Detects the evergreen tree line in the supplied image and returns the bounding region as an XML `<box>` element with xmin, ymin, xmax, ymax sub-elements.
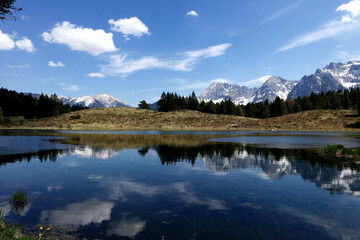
<box><xmin>0</xmin><ymin>88</ymin><xmax>87</xmax><ymax>119</ymax></box>
<box><xmin>156</xmin><ymin>88</ymin><xmax>360</xmax><ymax>118</ymax></box>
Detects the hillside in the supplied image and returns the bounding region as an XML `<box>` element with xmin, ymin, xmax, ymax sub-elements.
<box><xmin>2</xmin><ymin>108</ymin><xmax>360</xmax><ymax>131</ymax></box>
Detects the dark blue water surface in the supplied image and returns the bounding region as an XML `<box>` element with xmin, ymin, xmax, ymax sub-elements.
<box><xmin>1</xmin><ymin>131</ymin><xmax>360</xmax><ymax>239</ymax></box>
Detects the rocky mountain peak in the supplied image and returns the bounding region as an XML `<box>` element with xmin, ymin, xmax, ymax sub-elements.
<box><xmin>200</xmin><ymin>61</ymin><xmax>360</xmax><ymax>104</ymax></box>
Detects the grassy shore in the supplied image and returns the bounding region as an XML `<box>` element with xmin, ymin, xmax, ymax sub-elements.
<box><xmin>1</xmin><ymin>108</ymin><xmax>359</xmax><ymax>131</ymax></box>
<box><xmin>320</xmin><ymin>144</ymin><xmax>360</xmax><ymax>159</ymax></box>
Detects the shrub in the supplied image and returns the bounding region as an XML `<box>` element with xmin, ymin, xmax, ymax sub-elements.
<box><xmin>320</xmin><ymin>144</ymin><xmax>344</xmax><ymax>155</ymax></box>
<box><xmin>70</xmin><ymin>114</ymin><xmax>81</xmax><ymax>120</ymax></box>
<box><xmin>9</xmin><ymin>189</ymin><xmax>29</xmax><ymax>212</ymax></box>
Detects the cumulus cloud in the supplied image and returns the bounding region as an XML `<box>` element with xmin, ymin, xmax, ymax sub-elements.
<box><xmin>101</xmin><ymin>43</ymin><xmax>231</xmax><ymax>76</ymax></box>
<box><xmin>15</xmin><ymin>37</ymin><xmax>35</xmax><ymax>52</ymax></box>
<box><xmin>186</xmin><ymin>10</ymin><xmax>199</xmax><ymax>16</ymax></box>
<box><xmin>60</xmin><ymin>83</ymin><xmax>79</xmax><ymax>92</ymax></box>
<box><xmin>337</xmin><ymin>0</ymin><xmax>360</xmax><ymax>18</ymax></box>
<box><xmin>276</xmin><ymin>0</ymin><xmax>360</xmax><ymax>53</ymax></box>
<box><xmin>0</xmin><ymin>30</ymin><xmax>15</xmax><ymax>50</ymax></box>
<box><xmin>48</xmin><ymin>61</ymin><xmax>65</xmax><ymax>67</ymax></box>
<box><xmin>0</xmin><ymin>30</ymin><xmax>35</xmax><ymax>52</ymax></box>
<box><xmin>109</xmin><ymin>17</ymin><xmax>150</xmax><ymax>38</ymax></box>
<box><xmin>88</xmin><ymin>72</ymin><xmax>105</xmax><ymax>78</ymax></box>
<box><xmin>42</xmin><ymin>21</ymin><xmax>117</xmax><ymax>55</ymax></box>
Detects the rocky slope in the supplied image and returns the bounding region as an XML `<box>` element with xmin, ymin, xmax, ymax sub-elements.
<box><xmin>200</xmin><ymin>61</ymin><xmax>360</xmax><ymax>104</ymax></box>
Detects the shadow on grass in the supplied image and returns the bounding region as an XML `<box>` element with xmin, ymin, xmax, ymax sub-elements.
<box><xmin>345</xmin><ymin>122</ymin><xmax>360</xmax><ymax>128</ymax></box>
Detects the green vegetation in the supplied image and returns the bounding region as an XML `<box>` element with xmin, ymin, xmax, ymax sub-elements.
<box><xmin>138</xmin><ymin>100</ymin><xmax>150</xmax><ymax>110</ymax></box>
<box><xmin>0</xmin><ymin>88</ymin><xmax>87</xmax><ymax>120</ymax></box>
<box><xmin>157</xmin><ymin>88</ymin><xmax>360</xmax><ymax>118</ymax></box>
<box><xmin>320</xmin><ymin>144</ymin><xmax>360</xmax><ymax>158</ymax></box>
<box><xmin>10</xmin><ymin>189</ymin><xmax>29</xmax><ymax>212</ymax></box>
<box><xmin>320</xmin><ymin>144</ymin><xmax>345</xmax><ymax>155</ymax></box>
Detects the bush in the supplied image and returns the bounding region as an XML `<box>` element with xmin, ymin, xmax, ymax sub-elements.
<box><xmin>70</xmin><ymin>114</ymin><xmax>81</xmax><ymax>120</ymax></box>
<box><xmin>320</xmin><ymin>144</ymin><xmax>344</xmax><ymax>155</ymax></box>
<box><xmin>10</xmin><ymin>189</ymin><xmax>29</xmax><ymax>212</ymax></box>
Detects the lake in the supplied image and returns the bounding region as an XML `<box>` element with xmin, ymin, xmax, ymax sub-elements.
<box><xmin>1</xmin><ymin>130</ymin><xmax>360</xmax><ymax>239</ymax></box>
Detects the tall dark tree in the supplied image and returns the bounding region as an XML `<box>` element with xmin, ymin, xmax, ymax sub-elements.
<box><xmin>0</xmin><ymin>0</ymin><xmax>22</xmax><ymax>21</ymax></box>
<box><xmin>138</xmin><ymin>100</ymin><xmax>150</xmax><ymax>110</ymax></box>
<box><xmin>0</xmin><ymin>106</ymin><xmax>3</xmax><ymax>122</ymax></box>
<box><xmin>188</xmin><ymin>91</ymin><xmax>199</xmax><ymax>110</ymax></box>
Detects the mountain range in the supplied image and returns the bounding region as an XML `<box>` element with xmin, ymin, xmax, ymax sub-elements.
<box><xmin>199</xmin><ymin>61</ymin><xmax>360</xmax><ymax>104</ymax></box>
<box><xmin>58</xmin><ymin>94</ymin><xmax>131</xmax><ymax>108</ymax></box>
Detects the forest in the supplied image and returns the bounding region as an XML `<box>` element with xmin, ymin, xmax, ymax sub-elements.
<box><xmin>156</xmin><ymin>88</ymin><xmax>360</xmax><ymax>118</ymax></box>
<box><xmin>0</xmin><ymin>88</ymin><xmax>87</xmax><ymax>120</ymax></box>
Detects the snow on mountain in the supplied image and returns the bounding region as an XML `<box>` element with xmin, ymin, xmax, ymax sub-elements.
<box><xmin>58</xmin><ymin>93</ymin><xmax>131</xmax><ymax>108</ymax></box>
<box><xmin>251</xmin><ymin>76</ymin><xmax>298</xmax><ymax>102</ymax></box>
<box><xmin>200</xmin><ymin>61</ymin><xmax>360</xmax><ymax>104</ymax></box>
<box><xmin>199</xmin><ymin>76</ymin><xmax>296</xmax><ymax>104</ymax></box>
<box><xmin>288</xmin><ymin>61</ymin><xmax>360</xmax><ymax>99</ymax></box>
<box><xmin>199</xmin><ymin>82</ymin><xmax>257</xmax><ymax>105</ymax></box>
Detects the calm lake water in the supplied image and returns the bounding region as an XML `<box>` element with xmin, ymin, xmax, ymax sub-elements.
<box><xmin>1</xmin><ymin>130</ymin><xmax>360</xmax><ymax>239</ymax></box>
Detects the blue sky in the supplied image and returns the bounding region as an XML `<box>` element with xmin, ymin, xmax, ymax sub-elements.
<box><xmin>1</xmin><ymin>0</ymin><xmax>360</xmax><ymax>106</ymax></box>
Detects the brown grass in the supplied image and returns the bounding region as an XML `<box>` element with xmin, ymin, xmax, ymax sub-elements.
<box><xmin>2</xmin><ymin>108</ymin><xmax>360</xmax><ymax>131</ymax></box>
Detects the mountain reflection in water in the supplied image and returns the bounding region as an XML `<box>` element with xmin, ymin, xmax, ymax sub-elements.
<box><xmin>1</xmin><ymin>133</ymin><xmax>359</xmax><ymax>196</ymax></box>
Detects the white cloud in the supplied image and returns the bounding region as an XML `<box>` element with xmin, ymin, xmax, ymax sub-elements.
<box><xmin>276</xmin><ymin>0</ymin><xmax>360</xmax><ymax>53</ymax></box>
<box><xmin>40</xmin><ymin>199</ymin><xmax>114</xmax><ymax>226</ymax></box>
<box><xmin>42</xmin><ymin>21</ymin><xmax>117</xmax><ymax>55</ymax></box>
<box><xmin>175</xmin><ymin>81</ymin><xmax>213</xmax><ymax>91</ymax></box>
<box><xmin>109</xmin><ymin>17</ymin><xmax>150</xmax><ymax>38</ymax></box>
<box><xmin>48</xmin><ymin>61</ymin><xmax>65</xmax><ymax>67</ymax></box>
<box><xmin>101</xmin><ymin>43</ymin><xmax>231</xmax><ymax>76</ymax></box>
<box><xmin>186</xmin><ymin>10</ymin><xmax>199</xmax><ymax>16</ymax></box>
<box><xmin>0</xmin><ymin>30</ymin><xmax>35</xmax><ymax>52</ymax></box>
<box><xmin>0</xmin><ymin>30</ymin><xmax>15</xmax><ymax>50</ymax></box>
<box><xmin>60</xmin><ymin>83</ymin><xmax>79</xmax><ymax>92</ymax></box>
<box><xmin>335</xmin><ymin>49</ymin><xmax>360</xmax><ymax>61</ymax></box>
<box><xmin>169</xmin><ymin>78</ymin><xmax>231</xmax><ymax>92</ymax></box>
<box><xmin>107</xmin><ymin>218</ymin><xmax>146</xmax><ymax>238</ymax></box>
<box><xmin>260</xmin><ymin>0</ymin><xmax>303</xmax><ymax>25</ymax></box>
<box><xmin>88</xmin><ymin>72</ymin><xmax>105</xmax><ymax>78</ymax></box>
<box><xmin>15</xmin><ymin>37</ymin><xmax>35</xmax><ymax>52</ymax></box>
<box><xmin>337</xmin><ymin>0</ymin><xmax>360</xmax><ymax>18</ymax></box>
<box><xmin>7</xmin><ymin>64</ymin><xmax>30</xmax><ymax>69</ymax></box>
<box><xmin>240</xmin><ymin>75</ymin><xmax>271</xmax><ymax>87</ymax></box>
<box><xmin>210</xmin><ymin>78</ymin><xmax>231</xmax><ymax>83</ymax></box>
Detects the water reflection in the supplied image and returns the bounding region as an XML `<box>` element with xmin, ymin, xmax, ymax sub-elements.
<box><xmin>2</xmin><ymin>132</ymin><xmax>360</xmax><ymax>239</ymax></box>
<box><xmin>40</xmin><ymin>199</ymin><xmax>114</xmax><ymax>226</ymax></box>
<box><xmin>107</xmin><ymin>217</ymin><xmax>146</xmax><ymax>238</ymax></box>
<box><xmin>1</xmin><ymin>134</ymin><xmax>360</xmax><ymax>196</ymax></box>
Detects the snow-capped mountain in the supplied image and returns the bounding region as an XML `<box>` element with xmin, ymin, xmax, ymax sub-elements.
<box><xmin>199</xmin><ymin>82</ymin><xmax>257</xmax><ymax>105</ymax></box>
<box><xmin>288</xmin><ymin>60</ymin><xmax>360</xmax><ymax>99</ymax></box>
<box><xmin>200</xmin><ymin>61</ymin><xmax>360</xmax><ymax>104</ymax></box>
<box><xmin>58</xmin><ymin>93</ymin><xmax>131</xmax><ymax>108</ymax></box>
<box><xmin>199</xmin><ymin>77</ymin><xmax>296</xmax><ymax>104</ymax></box>
<box><xmin>252</xmin><ymin>76</ymin><xmax>298</xmax><ymax>103</ymax></box>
